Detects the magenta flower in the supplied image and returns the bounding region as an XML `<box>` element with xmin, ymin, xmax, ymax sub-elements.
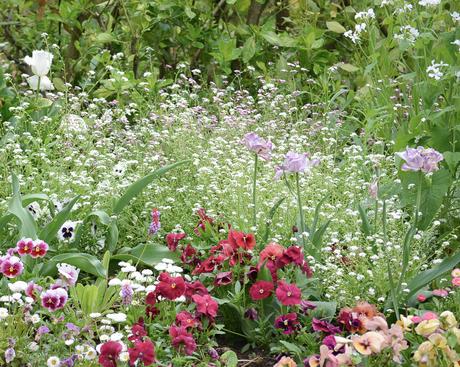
<box><xmin>41</xmin><ymin>288</ymin><xmax>68</xmax><ymax>311</ymax></box>
<box><xmin>396</xmin><ymin>146</ymin><xmax>443</xmax><ymax>173</ymax></box>
<box><xmin>26</xmin><ymin>281</ymin><xmax>43</xmax><ymax>301</ymax></box>
<box><xmin>242</xmin><ymin>132</ymin><xmax>273</xmax><ymax>161</ymax></box>
<box><xmin>169</xmin><ymin>325</ymin><xmax>197</xmax><ymax>355</ymax></box>
<box><xmin>274</xmin><ymin>151</ymin><xmax>320</xmax><ymax>180</ymax></box>
<box><xmin>0</xmin><ymin>256</ymin><xmax>24</xmax><ymax>278</ymax></box>
<box><xmin>29</xmin><ymin>240</ymin><xmax>49</xmax><ymax>258</ymax></box>
<box><xmin>16</xmin><ymin>238</ymin><xmax>34</xmax><ymax>256</ymax></box>
<box><xmin>275</xmin><ymin>280</ymin><xmax>301</xmax><ymax>306</ymax></box>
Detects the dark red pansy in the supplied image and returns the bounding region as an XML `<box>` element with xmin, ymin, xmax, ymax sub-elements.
<box><xmin>214</xmin><ymin>271</ymin><xmax>233</xmax><ymax>287</ymax></box>
<box><xmin>232</xmin><ymin>231</ymin><xmax>256</xmax><ymax>251</ymax></box>
<box><xmin>166</xmin><ymin>232</ymin><xmax>186</xmax><ymax>251</ymax></box>
<box><xmin>156</xmin><ymin>272</ymin><xmax>185</xmax><ymax>300</ymax></box>
<box><xmin>128</xmin><ymin>338</ymin><xmax>155</xmax><ymax>366</ymax></box>
<box><xmin>184</xmin><ymin>280</ymin><xmax>209</xmax><ymax>299</ymax></box>
<box><xmin>145</xmin><ymin>292</ymin><xmax>157</xmax><ymax>306</ymax></box>
<box><xmin>98</xmin><ymin>341</ymin><xmax>122</xmax><ymax>367</ymax></box>
<box><xmin>249</xmin><ymin>280</ymin><xmax>274</xmax><ymax>301</ymax></box>
<box><xmin>192</xmin><ymin>294</ymin><xmax>218</xmax><ymax>319</ymax></box>
<box><xmin>176</xmin><ymin>311</ymin><xmax>200</xmax><ymax>329</ymax></box>
<box><xmin>169</xmin><ymin>325</ymin><xmax>197</xmax><ymax>355</ymax></box>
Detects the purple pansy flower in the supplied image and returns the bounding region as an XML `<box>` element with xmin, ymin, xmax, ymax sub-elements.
<box><xmin>242</xmin><ymin>132</ymin><xmax>273</xmax><ymax>161</ymax></box>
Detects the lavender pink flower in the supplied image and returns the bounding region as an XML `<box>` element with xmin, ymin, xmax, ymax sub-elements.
<box><xmin>57</xmin><ymin>263</ymin><xmax>79</xmax><ymax>286</ymax></box>
<box><xmin>275</xmin><ymin>151</ymin><xmax>320</xmax><ymax>180</ymax></box>
<box><xmin>242</xmin><ymin>132</ymin><xmax>273</xmax><ymax>161</ymax></box>
<box><xmin>396</xmin><ymin>146</ymin><xmax>443</xmax><ymax>173</ymax></box>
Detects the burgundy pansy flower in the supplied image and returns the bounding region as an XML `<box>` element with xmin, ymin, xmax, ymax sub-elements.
<box><xmin>176</xmin><ymin>311</ymin><xmax>200</xmax><ymax>329</ymax></box>
<box><xmin>300</xmin><ymin>300</ymin><xmax>317</xmax><ymax>314</ymax></box>
<box><xmin>180</xmin><ymin>244</ymin><xmax>197</xmax><ymax>265</ymax></box>
<box><xmin>312</xmin><ymin>318</ymin><xmax>342</xmax><ymax>335</ymax></box>
<box><xmin>192</xmin><ymin>294</ymin><xmax>218</xmax><ymax>319</ymax></box>
<box><xmin>128</xmin><ymin>338</ymin><xmax>155</xmax><ymax>366</ymax></box>
<box><xmin>214</xmin><ymin>271</ymin><xmax>233</xmax><ymax>287</ymax></box>
<box><xmin>156</xmin><ymin>272</ymin><xmax>185</xmax><ymax>300</ymax></box>
<box><xmin>274</xmin><ymin>313</ymin><xmax>299</xmax><ymax>334</ymax></box>
<box><xmin>169</xmin><ymin>325</ymin><xmax>197</xmax><ymax>355</ymax></box>
<box><xmin>184</xmin><ymin>280</ymin><xmax>209</xmax><ymax>299</ymax></box>
<box><xmin>98</xmin><ymin>341</ymin><xmax>122</xmax><ymax>367</ymax></box>
<box><xmin>275</xmin><ymin>281</ymin><xmax>301</xmax><ymax>306</ymax></box>
<box><xmin>145</xmin><ymin>292</ymin><xmax>157</xmax><ymax>306</ymax></box>
<box><xmin>249</xmin><ymin>280</ymin><xmax>274</xmax><ymax>301</ymax></box>
<box><xmin>244</xmin><ymin>308</ymin><xmax>258</xmax><ymax>320</ymax></box>
<box><xmin>166</xmin><ymin>232</ymin><xmax>186</xmax><ymax>251</ymax></box>
<box><xmin>129</xmin><ymin>322</ymin><xmax>147</xmax><ymax>342</ymax></box>
<box><xmin>232</xmin><ymin>231</ymin><xmax>256</xmax><ymax>251</ymax></box>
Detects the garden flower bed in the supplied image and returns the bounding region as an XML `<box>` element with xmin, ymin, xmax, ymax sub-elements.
<box><xmin>0</xmin><ymin>0</ymin><xmax>459</xmax><ymax>366</ymax></box>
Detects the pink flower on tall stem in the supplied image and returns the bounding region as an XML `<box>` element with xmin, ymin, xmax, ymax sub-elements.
<box><xmin>274</xmin><ymin>152</ymin><xmax>320</xmax><ymax>180</ymax></box>
<box><xmin>396</xmin><ymin>146</ymin><xmax>443</xmax><ymax>173</ymax></box>
<box><xmin>242</xmin><ymin>132</ymin><xmax>273</xmax><ymax>161</ymax></box>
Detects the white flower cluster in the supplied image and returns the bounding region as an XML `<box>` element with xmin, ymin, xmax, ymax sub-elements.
<box><xmin>394</xmin><ymin>25</ymin><xmax>419</xmax><ymax>45</ymax></box>
<box><xmin>355</xmin><ymin>9</ymin><xmax>375</xmax><ymax>20</ymax></box>
<box><xmin>419</xmin><ymin>0</ymin><xmax>441</xmax><ymax>6</ymax></box>
<box><xmin>344</xmin><ymin>23</ymin><xmax>367</xmax><ymax>44</ymax></box>
<box><xmin>426</xmin><ymin>60</ymin><xmax>449</xmax><ymax>80</ymax></box>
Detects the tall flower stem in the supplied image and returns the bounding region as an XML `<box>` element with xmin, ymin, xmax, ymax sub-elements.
<box><xmin>295</xmin><ymin>173</ymin><xmax>306</xmax><ymax>248</ymax></box>
<box><xmin>395</xmin><ymin>172</ymin><xmax>424</xmax><ymax>309</ymax></box>
<box><xmin>36</xmin><ymin>76</ymin><xmax>41</xmax><ymax>100</ymax></box>
<box><xmin>252</xmin><ymin>153</ymin><xmax>258</xmax><ymax>229</ymax></box>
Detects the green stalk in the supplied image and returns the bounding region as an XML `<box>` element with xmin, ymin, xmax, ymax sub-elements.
<box><xmin>252</xmin><ymin>153</ymin><xmax>258</xmax><ymax>230</ymax></box>
<box><xmin>295</xmin><ymin>173</ymin><xmax>306</xmax><ymax>248</ymax></box>
<box><xmin>394</xmin><ymin>172</ymin><xmax>424</xmax><ymax>311</ymax></box>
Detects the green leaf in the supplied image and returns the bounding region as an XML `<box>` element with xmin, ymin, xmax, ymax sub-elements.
<box><xmin>111</xmin><ymin>244</ymin><xmax>179</xmax><ymax>266</ymax></box>
<box><xmin>443</xmin><ymin>151</ymin><xmax>460</xmax><ymax>175</ymax></box>
<box><xmin>106</xmin><ymin>221</ymin><xmax>119</xmax><ymax>252</ymax></box>
<box><xmin>39</xmin><ymin>196</ymin><xmax>79</xmax><ymax>243</ymax></box>
<box><xmin>309</xmin><ymin>301</ymin><xmax>337</xmax><ymax>319</ymax></box>
<box><xmin>279</xmin><ymin>340</ymin><xmax>302</xmax><ymax>356</ymax></box>
<box><xmin>96</xmin><ymin>32</ymin><xmax>114</xmax><ymax>43</ymax></box>
<box><xmin>262</xmin><ymin>197</ymin><xmax>285</xmax><ymax>243</ymax></box>
<box><xmin>357</xmin><ymin>203</ymin><xmax>372</xmax><ymax>236</ymax></box>
<box><xmin>326</xmin><ymin>21</ymin><xmax>346</xmax><ymax>33</ymax></box>
<box><xmin>73</xmin><ymin>210</ymin><xmax>112</xmax><ymax>247</ymax></box>
<box><xmin>339</xmin><ymin>63</ymin><xmax>359</xmax><ymax>72</ymax></box>
<box><xmin>242</xmin><ymin>37</ymin><xmax>256</xmax><ymax>63</ymax></box>
<box><xmin>404</xmin><ymin>251</ymin><xmax>460</xmax><ymax>302</ymax></box>
<box><xmin>226</xmin><ymin>0</ymin><xmax>237</xmax><ymax>3</ymax></box>
<box><xmin>41</xmin><ymin>253</ymin><xmax>107</xmax><ymax>278</ymax></box>
<box><xmin>220</xmin><ymin>351</ymin><xmax>238</xmax><ymax>367</ymax></box>
<box><xmin>8</xmin><ymin>174</ymin><xmax>37</xmax><ymax>239</ymax></box>
<box><xmin>112</xmin><ymin>160</ymin><xmax>189</xmax><ymax>215</ymax></box>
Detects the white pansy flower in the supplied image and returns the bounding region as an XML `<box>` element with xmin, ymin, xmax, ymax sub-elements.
<box><xmin>8</xmin><ymin>281</ymin><xmax>28</xmax><ymax>293</ymax></box>
<box><xmin>47</xmin><ymin>356</ymin><xmax>60</xmax><ymax>367</ymax></box>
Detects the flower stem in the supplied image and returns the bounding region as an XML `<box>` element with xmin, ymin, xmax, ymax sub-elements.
<box><xmin>36</xmin><ymin>76</ymin><xmax>41</xmax><ymax>100</ymax></box>
<box><xmin>295</xmin><ymin>173</ymin><xmax>306</xmax><ymax>248</ymax></box>
<box><xmin>252</xmin><ymin>153</ymin><xmax>258</xmax><ymax>230</ymax></box>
